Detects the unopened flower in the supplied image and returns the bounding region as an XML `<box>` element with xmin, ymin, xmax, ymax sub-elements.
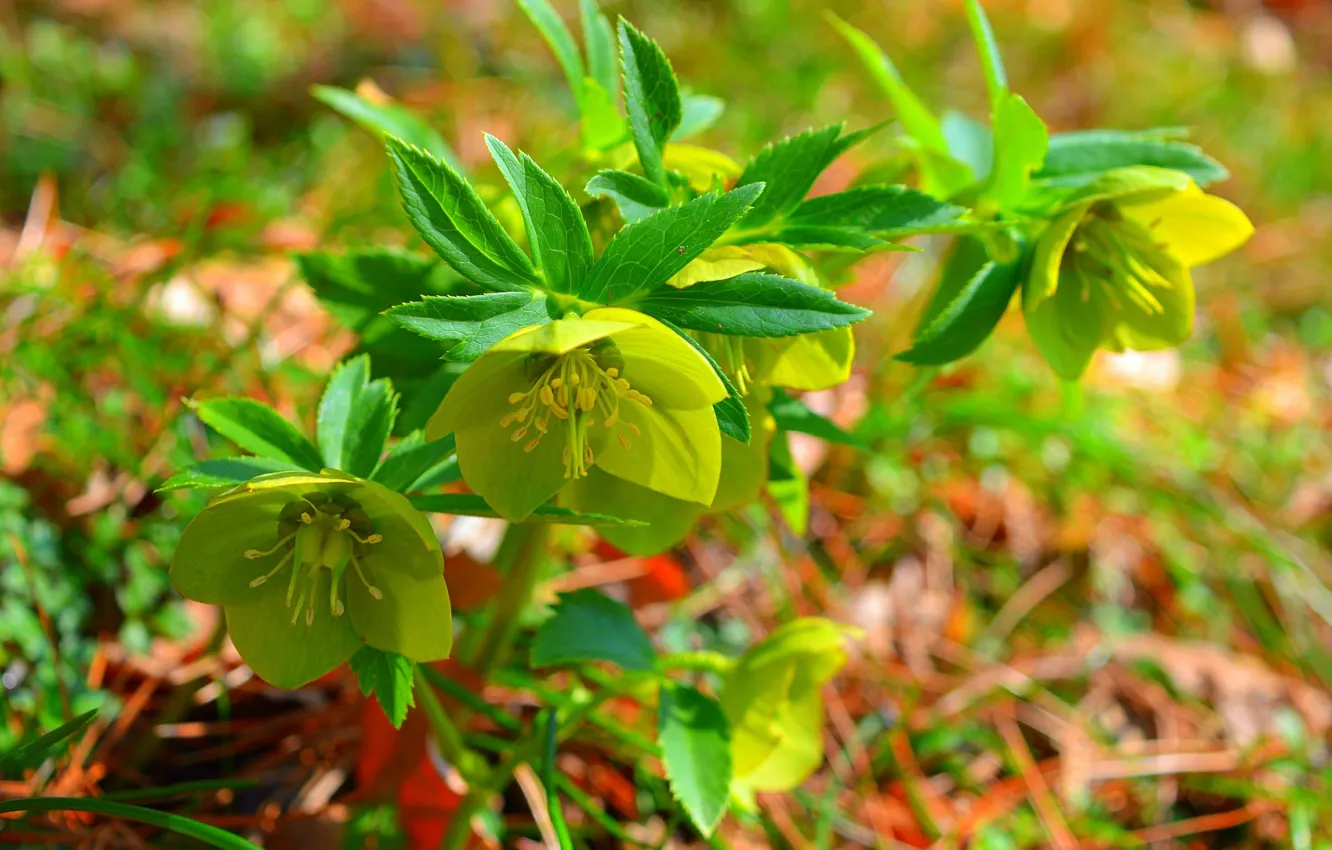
<box><xmin>427</xmin><ymin>308</ymin><xmax>728</xmax><ymax>522</ymax></box>
<box><xmin>171</xmin><ymin>470</ymin><xmax>451</xmax><ymax>689</ymax></box>
<box><xmin>1024</xmin><ymin>166</ymin><xmax>1253</xmax><ymax>379</ymax></box>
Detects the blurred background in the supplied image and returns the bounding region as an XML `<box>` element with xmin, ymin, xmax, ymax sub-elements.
<box><xmin>2</xmin><ymin>0</ymin><xmax>1331</xmax><ymax>846</ymax></box>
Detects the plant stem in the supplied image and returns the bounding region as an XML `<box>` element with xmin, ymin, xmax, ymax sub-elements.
<box><xmin>465</xmin><ymin>522</ymin><xmax>550</xmax><ymax>676</ymax></box>
<box><xmin>656</xmin><ymin>650</ymin><xmax>735</xmax><ymax>675</ymax></box>
<box><xmin>414</xmin><ymin>666</ymin><xmax>482</xmax><ymax>784</ymax></box>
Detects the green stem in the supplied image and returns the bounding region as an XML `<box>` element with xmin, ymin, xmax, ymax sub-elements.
<box><xmin>414</xmin><ymin>666</ymin><xmax>482</xmax><ymax>783</ymax></box>
<box><xmin>464</xmin><ymin>522</ymin><xmax>550</xmax><ymax>675</ymax></box>
<box><xmin>656</xmin><ymin>650</ymin><xmax>734</xmax><ymax>675</ymax></box>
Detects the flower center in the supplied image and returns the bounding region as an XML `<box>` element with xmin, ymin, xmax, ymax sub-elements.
<box><xmin>241</xmin><ymin>496</ymin><xmax>384</xmax><ymax>627</ymax></box>
<box><xmin>1067</xmin><ymin>211</ymin><xmax>1174</xmax><ymax>315</ymax></box>
<box><xmin>500</xmin><ymin>345</ymin><xmax>652</xmax><ymax>480</ymax></box>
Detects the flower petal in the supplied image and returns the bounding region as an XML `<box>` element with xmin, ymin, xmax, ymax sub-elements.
<box><xmin>225</xmin><ymin>571</ymin><xmax>361</xmax><ymax>689</ymax></box>
<box><xmin>490</xmin><ymin>317</ymin><xmax>635</xmax><ymax>355</ymax></box>
<box><xmin>595</xmin><ymin>401</ymin><xmax>721</xmax><ymax>505</ymax></box>
<box><xmin>1109</xmin><ymin>261</ymin><xmax>1195</xmax><ymax>352</ymax></box>
<box><xmin>1022</xmin><ymin>264</ymin><xmax>1107</xmax><ymax>380</ymax></box>
<box><xmin>426</xmin><ymin>350</ymin><xmax>528</xmax><ymax>440</ymax></box>
<box><xmin>712</xmin><ymin>389</ymin><xmax>775</xmax><ymax>513</ymax></box>
<box><xmin>171</xmin><ymin>487</ymin><xmax>297</xmax><ymax>606</ymax></box>
<box><xmin>1026</xmin><ymin>206</ymin><xmax>1084</xmax><ymax>310</ymax></box>
<box><xmin>349</xmin><ymin>478</ymin><xmax>442</xmax><ymax>579</ymax></box>
<box><xmin>348</xmin><ymin>558</ymin><xmax>453</xmax><ymax>662</ymax></box>
<box><xmin>561</xmin><ymin>467</ymin><xmax>706</xmax><ymax>555</ymax></box>
<box><xmin>1119</xmin><ymin>185</ymin><xmax>1254</xmax><ymax>268</ymax></box>
<box><xmin>746</xmin><ymin>327</ymin><xmax>854</xmax><ymax>392</ymax></box>
<box><xmin>585</xmin><ymin>308</ymin><xmax>727</xmax><ymax>408</ymax></box>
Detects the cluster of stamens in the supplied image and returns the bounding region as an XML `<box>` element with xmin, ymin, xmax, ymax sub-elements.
<box><xmin>500</xmin><ymin>347</ymin><xmax>652</xmax><ymax>479</ymax></box>
<box><xmin>1068</xmin><ymin>207</ymin><xmax>1173</xmax><ymax>316</ymax></box>
<box><xmin>241</xmin><ymin>499</ymin><xmax>384</xmax><ymax>628</ymax></box>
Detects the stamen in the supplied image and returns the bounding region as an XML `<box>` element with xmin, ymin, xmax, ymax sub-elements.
<box><xmin>244</xmin><ymin>531</ymin><xmax>296</xmax><ymax>559</ymax></box>
<box><xmin>346</xmin><ymin>530</ymin><xmax>381</xmax><ymax>545</ymax></box>
<box><xmin>249</xmin><ymin>550</ymin><xmax>295</xmax><ymax>587</ymax></box>
<box><xmin>350</xmin><ymin>553</ymin><xmax>383</xmax><ymax>600</ymax></box>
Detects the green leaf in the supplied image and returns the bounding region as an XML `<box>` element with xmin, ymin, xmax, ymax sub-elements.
<box><xmin>485</xmin><ymin>135</ymin><xmax>593</xmax><ymax>295</ymax></box>
<box><xmin>518</xmin><ymin>0</ymin><xmax>585</xmax><ymax>106</ymax></box>
<box><xmin>982</xmin><ymin>93</ymin><xmax>1048</xmax><ymax>210</ymax></box>
<box><xmin>372</xmin><ymin>431</ymin><xmax>456</xmax><ymax>493</ymax></box>
<box><xmin>586</xmin><ymin>169</ymin><xmax>670</xmax><ymax>224</ymax></box>
<box><xmin>295</xmin><ymin>248</ymin><xmax>444</xmax><ymax>333</ymax></box>
<box><xmin>619</xmin><ymin>17</ymin><xmax>682</xmax><ymax>186</ymax></box>
<box><xmin>826</xmin><ymin>14</ymin><xmax>947</xmax><ymax>154</ymax></box>
<box><xmin>676</xmin><ymin>91</ymin><xmax>725</xmax><ymax>140</ymax></box>
<box><xmin>658</xmin><ymin>683</ymin><xmax>732</xmax><ymax>837</ymax></box>
<box><xmin>348</xmin><ymin>647</ymin><xmax>417</xmax><ymax>729</ymax></box>
<box><xmin>579</xmin><ymin>77</ymin><xmax>627</xmax><ymax>150</ymax></box>
<box><xmin>0</xmin><ymin>709</ymin><xmax>97</xmax><ymax>775</ymax></box>
<box><xmin>897</xmin><ymin>239</ymin><xmax>1023</xmax><ymax>365</ymax></box>
<box><xmin>789</xmin><ymin>185</ymin><xmax>965</xmax><ymax>234</ymax></box>
<box><xmin>637</xmin><ymin>272</ymin><xmax>871</xmax><ymax>338</ymax></box>
<box><xmin>580</xmin><ymin>0</ymin><xmax>618</xmax><ymax>98</ymax></box>
<box><xmin>317</xmin><ymin>355</ymin><xmax>398</xmax><ymax>478</ymax></box>
<box><xmin>531</xmin><ymin>589</ymin><xmax>656</xmax><ymax>671</ymax></box>
<box><xmin>158</xmin><ymin>457</ymin><xmax>302</xmax><ymax>491</ymax></box>
<box><xmin>655</xmin><ymin>316</ymin><xmax>751</xmax><ymax>444</ymax></box>
<box><xmin>0</xmin><ymin>798</ymin><xmax>263</xmax><ymax>850</ymax></box>
<box><xmin>1037</xmin><ymin>129</ymin><xmax>1229</xmax><ymax>187</ymax></box>
<box><xmin>386</xmin><ymin>137</ymin><xmax>538</xmax><ymax>292</ymax></box>
<box><xmin>386</xmin><ymin>291</ymin><xmax>551</xmax><ymax>361</ymax></box>
<box><xmin>312</xmin><ymin>85</ymin><xmax>462</xmax><ymax>171</ymax></box>
<box><xmin>186</xmin><ymin>398</ymin><xmax>323</xmax><ymax>471</ymax></box>
<box><xmin>735</xmin><ymin>125</ymin><xmax>853</xmax><ymax>225</ymax></box>
<box><xmin>768</xmin><ymin>390</ymin><xmax>864</xmax><ymax>448</ymax></box>
<box><xmin>768</xmin><ymin>434</ymin><xmax>809</xmax><ymax>536</ymax></box>
<box><xmin>942</xmin><ymin>111</ymin><xmax>994</xmax><ymax>183</ymax></box>
<box><xmin>751</xmin><ymin>226</ymin><xmax>888</xmax><ymax>252</ymax></box>
<box><xmin>579</xmin><ymin>183</ymin><xmax>764</xmax><ymax>304</ymax></box>
<box><xmin>963</xmin><ymin>0</ymin><xmax>1008</xmax><ymax>109</ymax></box>
<box><xmin>409</xmin><ymin>493</ymin><xmax>643</xmax><ymax>526</ymax></box>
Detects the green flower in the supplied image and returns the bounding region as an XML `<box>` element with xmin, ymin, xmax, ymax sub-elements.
<box><xmin>563</xmin><ymin>387</ymin><xmax>776</xmax><ymax>555</ymax></box>
<box><xmin>719</xmin><ymin>618</ymin><xmax>855</xmax><ymax>808</ymax></box>
<box><xmin>171</xmin><ymin>470</ymin><xmax>451</xmax><ymax>689</ymax></box>
<box><xmin>1024</xmin><ymin>166</ymin><xmax>1253</xmax><ymax>379</ymax></box>
<box><xmin>426</xmin><ymin>308</ymin><xmax>728</xmax><ymax>522</ymax></box>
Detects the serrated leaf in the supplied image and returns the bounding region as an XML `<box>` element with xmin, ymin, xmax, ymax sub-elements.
<box><xmin>982</xmin><ymin>93</ymin><xmax>1048</xmax><ymax>210</ymax></box>
<box><xmin>1037</xmin><ymin>129</ymin><xmax>1229</xmax><ymax>187</ymax></box>
<box><xmin>317</xmin><ymin>356</ymin><xmax>399</xmax><ymax>478</ymax></box>
<box><xmin>655</xmin><ymin>315</ymin><xmax>751</xmax><ymax>444</ymax></box>
<box><xmin>789</xmin><ymin>185</ymin><xmax>965</xmax><ymax>234</ymax></box>
<box><xmin>386</xmin><ymin>291</ymin><xmax>551</xmax><ymax>361</ymax></box>
<box><xmin>159</xmin><ymin>457</ymin><xmax>303</xmax><ymax>492</ymax></box>
<box><xmin>586</xmin><ymin>169</ymin><xmax>670</xmax><ymax>224</ymax></box>
<box><xmin>371</xmin><ymin>431</ymin><xmax>457</xmax><ymax>493</ymax></box>
<box><xmin>518</xmin><ymin>0</ymin><xmax>585</xmax><ymax>106</ymax></box>
<box><xmin>0</xmin><ymin>709</ymin><xmax>98</xmax><ymax>774</ymax></box>
<box><xmin>619</xmin><ymin>18</ymin><xmax>682</xmax><ymax>186</ymax></box>
<box><xmin>410</xmin><ymin>494</ymin><xmax>643</xmax><ymax>526</ymax></box>
<box><xmin>386</xmin><ymin>137</ymin><xmax>538</xmax><ymax>292</ymax></box>
<box><xmin>530</xmin><ymin>589</ymin><xmax>656</xmax><ymax>671</ymax></box>
<box><xmin>658</xmin><ymin>683</ymin><xmax>732</xmax><ymax>837</ymax></box>
<box><xmin>187</xmin><ymin>399</ymin><xmax>323</xmax><ymax>471</ymax></box>
<box><xmin>735</xmin><ymin>125</ymin><xmax>853</xmax><ymax>226</ymax></box>
<box><xmin>676</xmin><ymin>91</ymin><xmax>725</xmax><ymax>140</ymax></box>
<box><xmin>349</xmin><ymin>647</ymin><xmax>416</xmax><ymax>729</ymax></box>
<box><xmin>485</xmin><ymin>135</ymin><xmax>593</xmax><ymax>295</ymax></box>
<box><xmin>752</xmin><ymin>226</ymin><xmax>888</xmax><ymax>252</ymax></box>
<box><xmin>581</xmin><ymin>0</ymin><xmax>618</xmax><ymax>98</ymax></box>
<box><xmin>312</xmin><ymin>85</ymin><xmax>462</xmax><ymax>171</ymax></box>
<box><xmin>897</xmin><ymin>239</ymin><xmax>1022</xmax><ymax>365</ymax></box>
<box><xmin>579</xmin><ymin>183</ymin><xmax>764</xmax><ymax>304</ymax></box>
<box><xmin>637</xmin><ymin>272</ymin><xmax>871</xmax><ymax>338</ymax></box>
<box><xmin>767</xmin><ymin>389</ymin><xmax>864</xmax><ymax>448</ymax></box>
<box><xmin>295</xmin><ymin>248</ymin><xmax>444</xmax><ymax>333</ymax></box>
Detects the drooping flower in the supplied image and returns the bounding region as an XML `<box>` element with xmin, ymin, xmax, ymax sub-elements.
<box><xmin>719</xmin><ymin>618</ymin><xmax>856</xmax><ymax>808</ymax></box>
<box><xmin>171</xmin><ymin>470</ymin><xmax>451</xmax><ymax>689</ymax></box>
<box><xmin>426</xmin><ymin>308</ymin><xmax>728</xmax><ymax>522</ymax></box>
<box><xmin>1023</xmin><ymin>166</ymin><xmax>1253</xmax><ymax>379</ymax></box>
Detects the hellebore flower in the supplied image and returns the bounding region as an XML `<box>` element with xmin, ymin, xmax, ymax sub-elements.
<box><xmin>426</xmin><ymin>308</ymin><xmax>728</xmax><ymax>522</ymax></box>
<box><xmin>171</xmin><ymin>470</ymin><xmax>451</xmax><ymax>689</ymax></box>
<box><xmin>1024</xmin><ymin>166</ymin><xmax>1253</xmax><ymax>379</ymax></box>
<box><xmin>562</xmin><ymin>386</ymin><xmax>776</xmax><ymax>555</ymax></box>
<box><xmin>719</xmin><ymin>618</ymin><xmax>855</xmax><ymax>808</ymax></box>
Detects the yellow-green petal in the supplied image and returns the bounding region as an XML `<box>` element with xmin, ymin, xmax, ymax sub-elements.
<box><xmin>561</xmin><ymin>467</ymin><xmax>705</xmax><ymax>556</ymax></box>
<box><xmin>746</xmin><ymin>327</ymin><xmax>854</xmax><ymax>392</ymax></box>
<box><xmin>491</xmin><ymin>317</ymin><xmax>635</xmax><ymax>355</ymax></box>
<box><xmin>1108</xmin><ymin>262</ymin><xmax>1195</xmax><ymax>352</ymax></box>
<box><xmin>171</xmin><ymin>488</ymin><xmax>297</xmax><ymax>606</ymax></box>
<box><xmin>224</xmin><ymin>572</ymin><xmax>361</xmax><ymax>689</ymax></box>
<box><xmin>426</xmin><ymin>350</ymin><xmax>527</xmax><ymax>441</ymax></box>
<box><xmin>596</xmin><ymin>402</ymin><xmax>721</xmax><ymax>505</ymax></box>
<box><xmin>349</xmin><ymin>477</ymin><xmax>442</xmax><ymax>577</ymax></box>
<box><xmin>1026</xmin><ymin>206</ymin><xmax>1084</xmax><ymax>310</ymax></box>
<box><xmin>348</xmin><ymin>562</ymin><xmax>452</xmax><ymax>662</ymax></box>
<box><xmin>662</xmin><ymin>143</ymin><xmax>741</xmax><ymax>190</ymax></box>
<box><xmin>1023</xmin><ymin>265</ymin><xmax>1106</xmax><ymax>380</ymax></box>
<box><xmin>666</xmin><ymin>246</ymin><xmax>766</xmax><ymax>289</ymax></box>
<box><xmin>711</xmin><ymin>388</ymin><xmax>774</xmax><ymax>513</ymax></box>
<box><xmin>585</xmin><ymin>308</ymin><xmax>727</xmax><ymax>408</ymax></box>
<box><xmin>1119</xmin><ymin>185</ymin><xmax>1254</xmax><ymax>268</ymax></box>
